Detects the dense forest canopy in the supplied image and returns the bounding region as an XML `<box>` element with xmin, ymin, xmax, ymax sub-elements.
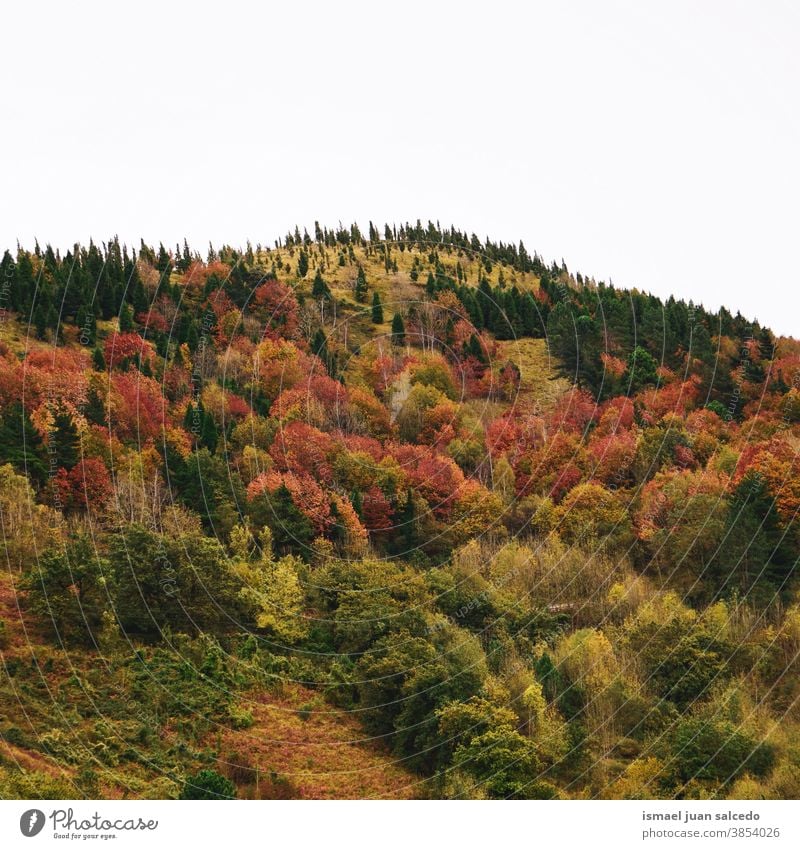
<box><xmin>0</xmin><ymin>220</ymin><xmax>799</xmax><ymax>800</ymax></box>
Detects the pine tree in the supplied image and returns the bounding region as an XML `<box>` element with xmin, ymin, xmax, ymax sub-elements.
<box><xmin>85</xmin><ymin>388</ymin><xmax>106</xmax><ymax>426</ymax></box>
<box><xmin>391</xmin><ymin>312</ymin><xmax>405</xmax><ymax>345</ymax></box>
<box><xmin>467</xmin><ymin>333</ymin><xmax>487</xmax><ymax>364</ymax></box>
<box><xmin>260</xmin><ymin>484</ymin><xmax>314</xmax><ymax>555</ymax></box>
<box><xmin>311</xmin><ymin>328</ymin><xmax>327</xmax><ymax>357</ymax></box>
<box><xmin>520</xmin><ymin>292</ymin><xmax>538</xmax><ymax>336</ymax></box>
<box><xmin>130</xmin><ymin>271</ymin><xmax>147</xmax><ymax>315</ymax></box>
<box><xmin>476</xmin><ymin>277</ymin><xmax>494</xmax><ymax>329</ymax></box>
<box><xmin>45</xmin><ymin>304</ymin><xmax>58</xmax><ymax>337</ymax></box>
<box><xmin>0</xmin><ymin>404</ymin><xmax>47</xmax><ymax>484</ymax></box>
<box><xmin>51</xmin><ymin>412</ymin><xmax>79</xmax><ymax>470</ymax></box>
<box><xmin>311</xmin><ymin>268</ymin><xmax>331</xmax><ymax>300</ymax></box>
<box><xmin>200</xmin><ymin>411</ymin><xmax>218</xmax><ymax>453</ymax></box>
<box><xmin>186</xmin><ymin>321</ymin><xmax>199</xmax><ymax>352</ymax></box>
<box><xmin>311</xmin><ymin>329</ymin><xmax>336</xmax><ymax>377</ymax></box>
<box><xmin>33</xmin><ymin>302</ymin><xmax>48</xmax><ymax>339</ymax></box>
<box><xmin>119</xmin><ymin>303</ymin><xmax>133</xmax><ymax>332</ymax></box>
<box><xmin>461</xmin><ymin>289</ymin><xmax>484</xmax><ymax>329</ymax></box>
<box><xmin>184</xmin><ymin>401</ymin><xmax>196</xmax><ymax>432</ymax></box>
<box><xmin>76</xmin><ymin>305</ymin><xmax>96</xmax><ymax>345</ymax></box>
<box><xmin>354</xmin><ymin>265</ymin><xmax>368</xmax><ymax>303</ymax></box>
<box><xmin>371</xmin><ymin>291</ymin><xmax>384</xmax><ymax>324</ymax></box>
<box><xmin>297</xmin><ymin>249</ymin><xmax>309</xmax><ymax>279</ymax></box>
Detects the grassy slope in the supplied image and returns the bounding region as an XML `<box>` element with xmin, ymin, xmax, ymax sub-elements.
<box><xmin>219</xmin><ymin>685</ymin><xmax>417</xmax><ymax>799</ymax></box>
<box><xmin>0</xmin><ymin>571</ymin><xmax>417</xmax><ymax>799</ymax></box>
<box><xmin>269</xmin><ymin>240</ymin><xmax>557</xmax><ymax>399</ymax></box>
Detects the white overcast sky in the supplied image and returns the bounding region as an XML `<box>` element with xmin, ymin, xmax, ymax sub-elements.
<box><xmin>2</xmin><ymin>1</ymin><xmax>799</xmax><ymax>335</ymax></box>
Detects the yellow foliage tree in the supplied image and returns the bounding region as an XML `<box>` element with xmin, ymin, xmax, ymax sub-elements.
<box><xmin>233</xmin><ymin>525</ymin><xmax>309</xmax><ymax>644</ymax></box>
<box><xmin>0</xmin><ymin>464</ymin><xmax>60</xmax><ymax>570</ymax></box>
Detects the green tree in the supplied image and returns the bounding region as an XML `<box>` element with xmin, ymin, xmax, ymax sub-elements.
<box><xmin>170</xmin><ymin>448</ymin><xmax>245</xmax><ymax>537</ymax></box>
<box><xmin>716</xmin><ymin>472</ymin><xmax>796</xmax><ymax>596</ymax></box>
<box><xmin>112</xmin><ymin>525</ymin><xmax>243</xmax><ymax>637</ymax></box>
<box><xmin>25</xmin><ymin>536</ymin><xmax>111</xmax><ymax>646</ymax></box>
<box><xmin>356</xmin><ymin>622</ymin><xmax>488</xmax><ymax>768</ymax></box>
<box><xmin>51</xmin><ymin>412</ymin><xmax>79</xmax><ymax>470</ymax></box>
<box><xmin>248</xmin><ymin>484</ymin><xmax>314</xmax><ymax>556</ymax></box>
<box><xmin>311</xmin><ymin>268</ymin><xmax>331</xmax><ymax>300</ymax></box>
<box><xmin>664</xmin><ymin>718</ymin><xmax>775</xmax><ymax>785</ymax></box>
<box><xmin>180</xmin><ymin>769</ymin><xmax>236</xmax><ymax>800</ymax></box>
<box><xmin>371</xmin><ymin>290</ymin><xmax>384</xmax><ymax>324</ymax></box>
<box><xmin>200</xmin><ymin>410</ymin><xmax>219</xmax><ymax>453</ymax></box>
<box><xmin>452</xmin><ymin>726</ymin><xmax>554</xmax><ymax>799</ymax></box>
<box><xmin>75</xmin><ymin>305</ymin><xmax>96</xmax><ymax>345</ymax></box>
<box><xmin>297</xmin><ymin>249</ymin><xmax>309</xmax><ymax>279</ymax></box>
<box><xmin>391</xmin><ymin>312</ymin><xmax>405</xmax><ymax>344</ymax></box>
<box><xmin>119</xmin><ymin>302</ymin><xmax>134</xmax><ymax>332</ymax></box>
<box><xmin>354</xmin><ymin>265</ymin><xmax>368</xmax><ymax>303</ymax></box>
<box><xmin>520</xmin><ymin>292</ymin><xmax>539</xmax><ymax>336</ymax></box>
<box><xmin>84</xmin><ymin>388</ymin><xmax>106</xmax><ymax>427</ymax></box>
<box><xmin>626</xmin><ymin>345</ymin><xmax>659</xmax><ymax>391</ymax></box>
<box><xmin>0</xmin><ymin>404</ymin><xmax>47</xmax><ymax>484</ymax></box>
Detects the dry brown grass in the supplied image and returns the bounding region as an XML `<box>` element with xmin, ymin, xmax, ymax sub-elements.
<box><xmin>217</xmin><ymin>684</ymin><xmax>419</xmax><ymax>799</ymax></box>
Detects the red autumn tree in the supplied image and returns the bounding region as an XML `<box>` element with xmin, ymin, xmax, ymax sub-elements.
<box><xmin>69</xmin><ymin>457</ymin><xmax>113</xmax><ymax>511</ymax></box>
<box><xmin>253</xmin><ymin>278</ymin><xmax>299</xmax><ymax>339</ymax></box>
<box><xmin>362</xmin><ymin>485</ymin><xmax>394</xmax><ymax>532</ymax></box>
<box><xmin>109</xmin><ymin>372</ymin><xmax>167</xmax><ymax>441</ymax></box>
<box><xmin>52</xmin><ymin>458</ymin><xmax>113</xmax><ymax>512</ymax></box>
<box><xmin>270</xmin><ymin>421</ymin><xmax>337</xmax><ymax>483</ymax></box>
<box><xmin>103</xmin><ymin>332</ymin><xmax>157</xmax><ymax>371</ymax></box>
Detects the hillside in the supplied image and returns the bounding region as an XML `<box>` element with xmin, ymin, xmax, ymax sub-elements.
<box><xmin>1</xmin><ymin>220</ymin><xmax>800</xmax><ymax>800</ymax></box>
<box><xmin>0</xmin><ymin>569</ymin><xmax>417</xmax><ymax>799</ymax></box>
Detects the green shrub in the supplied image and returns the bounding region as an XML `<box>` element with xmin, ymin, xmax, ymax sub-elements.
<box><xmin>666</xmin><ymin>718</ymin><xmax>775</xmax><ymax>785</ymax></box>
<box><xmin>180</xmin><ymin>769</ymin><xmax>236</xmax><ymax>800</ymax></box>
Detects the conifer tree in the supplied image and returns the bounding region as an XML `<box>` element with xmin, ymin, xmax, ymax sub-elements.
<box><xmin>33</xmin><ymin>302</ymin><xmax>48</xmax><ymax>339</ymax></box>
<box><xmin>200</xmin><ymin>410</ymin><xmax>219</xmax><ymax>453</ymax></box>
<box><xmin>311</xmin><ymin>328</ymin><xmax>328</xmax><ymax>359</ymax></box>
<box><xmin>476</xmin><ymin>277</ymin><xmax>494</xmax><ymax>329</ymax></box>
<box><xmin>85</xmin><ymin>388</ymin><xmax>106</xmax><ymax>426</ymax></box>
<box><xmin>130</xmin><ymin>270</ymin><xmax>147</xmax><ymax>315</ymax></box>
<box><xmin>0</xmin><ymin>404</ymin><xmax>47</xmax><ymax>484</ymax></box>
<box><xmin>51</xmin><ymin>412</ymin><xmax>79</xmax><ymax>470</ymax></box>
<box><xmin>297</xmin><ymin>249</ymin><xmax>309</xmax><ymax>279</ymax></box>
<box><xmin>76</xmin><ymin>305</ymin><xmax>96</xmax><ymax>345</ymax></box>
<box><xmin>354</xmin><ymin>265</ymin><xmax>368</xmax><ymax>303</ymax></box>
<box><xmin>119</xmin><ymin>303</ymin><xmax>133</xmax><ymax>332</ymax></box>
<box><xmin>311</xmin><ymin>268</ymin><xmax>331</xmax><ymax>300</ymax></box>
<box><xmin>391</xmin><ymin>312</ymin><xmax>405</xmax><ymax>345</ymax></box>
<box><xmin>371</xmin><ymin>291</ymin><xmax>384</xmax><ymax>324</ymax></box>
<box><xmin>186</xmin><ymin>321</ymin><xmax>199</xmax><ymax>352</ymax></box>
<box><xmin>520</xmin><ymin>292</ymin><xmax>538</xmax><ymax>336</ymax></box>
<box><xmin>184</xmin><ymin>401</ymin><xmax>196</xmax><ymax>432</ymax></box>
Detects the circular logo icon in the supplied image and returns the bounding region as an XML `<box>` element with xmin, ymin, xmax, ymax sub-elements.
<box><xmin>19</xmin><ymin>809</ymin><xmax>46</xmax><ymax>837</ymax></box>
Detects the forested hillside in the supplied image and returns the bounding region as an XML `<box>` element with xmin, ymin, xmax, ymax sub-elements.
<box><xmin>1</xmin><ymin>221</ymin><xmax>799</xmax><ymax>800</ymax></box>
